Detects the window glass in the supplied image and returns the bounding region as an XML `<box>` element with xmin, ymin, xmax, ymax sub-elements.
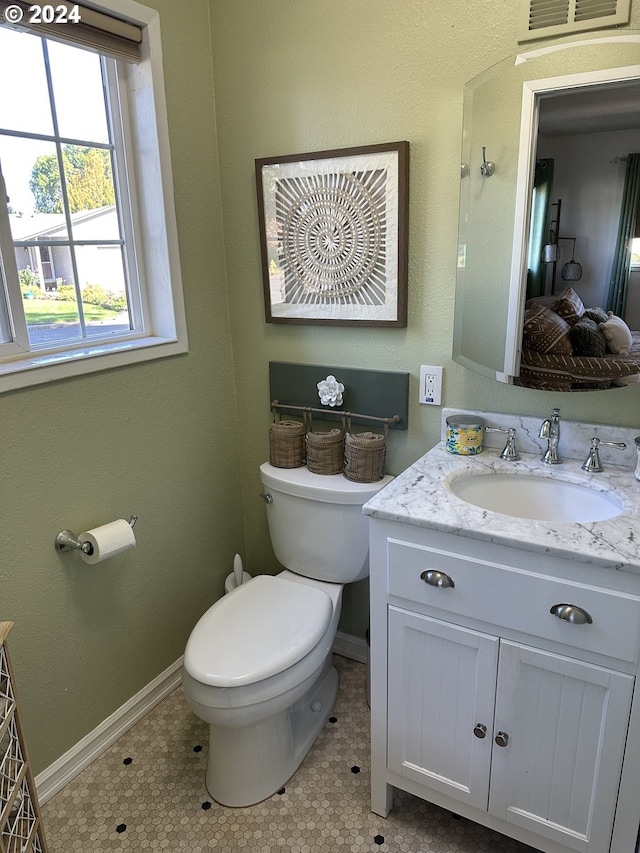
<box><xmin>0</xmin><ymin>258</ymin><xmax>13</xmax><ymax>344</ymax></box>
<box><xmin>23</xmin><ymin>258</ymin><xmax>82</xmax><ymax>347</ymax></box>
<box><xmin>0</xmin><ymin>0</ymin><xmax>187</xmax><ymax>390</ymax></box>
<box><xmin>64</xmin><ymin>147</ymin><xmax>120</xmax><ymax>239</ymax></box>
<box><xmin>0</xmin><ymin>27</ymin><xmax>132</xmax><ymax>352</ymax></box>
<box><xmin>47</xmin><ymin>40</ymin><xmax>110</xmax><ymax>144</ymax></box>
<box><xmin>0</xmin><ymin>27</ymin><xmax>53</xmax><ymax>136</ymax></box>
<box><xmin>1</xmin><ymin>137</ymin><xmax>68</xmax><ymax>235</ymax></box>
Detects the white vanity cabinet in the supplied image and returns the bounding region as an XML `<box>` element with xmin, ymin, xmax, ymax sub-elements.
<box><xmin>369</xmin><ymin>520</ymin><xmax>640</xmax><ymax>853</ymax></box>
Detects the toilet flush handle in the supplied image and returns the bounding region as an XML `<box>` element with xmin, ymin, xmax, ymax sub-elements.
<box><xmin>259</xmin><ymin>492</ymin><xmax>273</xmax><ymax>504</ymax></box>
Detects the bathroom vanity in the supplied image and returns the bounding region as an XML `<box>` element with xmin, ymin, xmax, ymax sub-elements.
<box><xmin>365</xmin><ymin>411</ymin><xmax>640</xmax><ymax>853</ymax></box>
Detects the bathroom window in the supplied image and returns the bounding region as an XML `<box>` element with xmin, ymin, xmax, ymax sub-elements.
<box><xmin>0</xmin><ymin>0</ymin><xmax>188</xmax><ymax>392</ymax></box>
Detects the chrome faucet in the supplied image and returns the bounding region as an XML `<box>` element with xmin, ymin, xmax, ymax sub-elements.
<box><xmin>539</xmin><ymin>408</ymin><xmax>562</xmax><ymax>464</ymax></box>
<box><xmin>485</xmin><ymin>426</ymin><xmax>519</xmax><ymax>461</ymax></box>
<box><xmin>581</xmin><ymin>437</ymin><xmax>626</xmax><ymax>473</ymax></box>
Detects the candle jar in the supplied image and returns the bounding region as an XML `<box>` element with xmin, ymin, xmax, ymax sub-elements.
<box><xmin>446</xmin><ymin>415</ymin><xmax>485</xmax><ymax>455</ymax></box>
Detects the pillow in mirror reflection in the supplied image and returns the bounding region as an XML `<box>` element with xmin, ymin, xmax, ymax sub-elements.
<box><xmin>599</xmin><ymin>313</ymin><xmax>633</xmax><ymax>356</ymax></box>
<box><xmin>583</xmin><ymin>306</ymin><xmax>609</xmax><ymax>325</ymax></box>
<box><xmin>570</xmin><ymin>317</ymin><xmax>606</xmax><ymax>358</ymax></box>
<box><xmin>525</xmin><ymin>295</ymin><xmax>557</xmax><ymax>310</ymax></box>
<box><xmin>553</xmin><ymin>286</ymin><xmax>585</xmax><ymax>325</ymax></box>
<box><xmin>521</xmin><ymin>304</ymin><xmax>573</xmax><ymax>355</ymax></box>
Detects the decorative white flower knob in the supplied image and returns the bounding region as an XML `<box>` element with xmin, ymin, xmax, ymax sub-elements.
<box><xmin>317</xmin><ymin>375</ymin><xmax>344</xmax><ymax>407</ymax></box>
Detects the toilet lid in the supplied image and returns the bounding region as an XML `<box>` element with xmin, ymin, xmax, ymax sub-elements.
<box><xmin>184</xmin><ymin>575</ymin><xmax>334</xmax><ymax>688</ymax></box>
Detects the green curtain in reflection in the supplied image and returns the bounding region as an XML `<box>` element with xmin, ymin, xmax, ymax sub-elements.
<box><xmin>526</xmin><ymin>159</ymin><xmax>554</xmax><ymax>300</ymax></box>
<box><xmin>606</xmin><ymin>152</ymin><xmax>640</xmax><ymax>318</ymax></box>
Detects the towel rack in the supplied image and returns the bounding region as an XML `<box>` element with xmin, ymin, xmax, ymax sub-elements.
<box><xmin>271</xmin><ymin>400</ymin><xmax>400</xmax><ymax>432</ymax></box>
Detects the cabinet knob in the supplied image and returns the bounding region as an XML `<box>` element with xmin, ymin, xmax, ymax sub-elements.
<box><xmin>550</xmin><ymin>603</ymin><xmax>593</xmax><ymax>625</ymax></box>
<box><xmin>420</xmin><ymin>570</ymin><xmax>455</xmax><ymax>589</ymax></box>
<box><xmin>494</xmin><ymin>731</ymin><xmax>509</xmax><ymax>748</ymax></box>
<box><xmin>473</xmin><ymin>723</ymin><xmax>487</xmax><ymax>739</ymax></box>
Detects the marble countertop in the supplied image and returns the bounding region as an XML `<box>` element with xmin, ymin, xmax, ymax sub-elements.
<box><xmin>364</xmin><ymin>442</ymin><xmax>640</xmax><ymax>572</ymax></box>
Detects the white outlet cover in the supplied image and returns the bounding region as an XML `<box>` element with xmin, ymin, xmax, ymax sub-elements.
<box><xmin>419</xmin><ymin>365</ymin><xmax>443</xmax><ymax>406</ymax></box>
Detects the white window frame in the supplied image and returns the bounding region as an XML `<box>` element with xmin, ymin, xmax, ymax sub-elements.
<box><xmin>0</xmin><ymin>0</ymin><xmax>188</xmax><ymax>392</ymax></box>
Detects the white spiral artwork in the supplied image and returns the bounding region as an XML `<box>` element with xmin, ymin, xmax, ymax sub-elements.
<box><xmin>275</xmin><ymin>169</ymin><xmax>387</xmax><ymax>306</ymax></box>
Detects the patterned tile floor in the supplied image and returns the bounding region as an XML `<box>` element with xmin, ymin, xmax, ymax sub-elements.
<box><xmin>42</xmin><ymin>655</ymin><xmax>537</xmax><ymax>852</ymax></box>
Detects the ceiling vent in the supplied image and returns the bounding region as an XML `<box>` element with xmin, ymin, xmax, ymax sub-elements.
<box><xmin>519</xmin><ymin>0</ymin><xmax>632</xmax><ymax>41</ymax></box>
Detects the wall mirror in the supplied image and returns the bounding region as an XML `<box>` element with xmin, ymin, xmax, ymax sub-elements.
<box><xmin>454</xmin><ymin>36</ymin><xmax>640</xmax><ymax>391</ymax></box>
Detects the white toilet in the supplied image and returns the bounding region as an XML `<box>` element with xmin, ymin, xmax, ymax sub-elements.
<box><xmin>182</xmin><ymin>461</ymin><xmax>393</xmax><ymax>807</ymax></box>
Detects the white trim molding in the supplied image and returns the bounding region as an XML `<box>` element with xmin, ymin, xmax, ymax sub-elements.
<box><xmin>333</xmin><ymin>630</ymin><xmax>368</xmax><ymax>664</ymax></box>
<box><xmin>35</xmin><ymin>633</ymin><xmax>367</xmax><ymax>804</ymax></box>
<box><xmin>36</xmin><ymin>657</ymin><xmax>183</xmax><ymax>804</ymax></box>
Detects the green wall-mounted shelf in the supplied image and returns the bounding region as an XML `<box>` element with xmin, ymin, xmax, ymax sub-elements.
<box><xmin>269</xmin><ymin>362</ymin><xmax>409</xmax><ymax>430</ymax></box>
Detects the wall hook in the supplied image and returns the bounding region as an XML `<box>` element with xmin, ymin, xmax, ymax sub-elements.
<box><xmin>460</xmin><ymin>163</ymin><xmax>469</xmax><ymax>179</ymax></box>
<box><xmin>480</xmin><ymin>147</ymin><xmax>495</xmax><ymax>177</ymax></box>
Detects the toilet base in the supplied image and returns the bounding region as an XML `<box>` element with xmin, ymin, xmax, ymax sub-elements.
<box><xmin>205</xmin><ymin>657</ymin><xmax>338</xmax><ymax>807</ymax></box>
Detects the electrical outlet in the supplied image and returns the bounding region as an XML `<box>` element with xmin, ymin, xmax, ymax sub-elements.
<box><xmin>419</xmin><ymin>365</ymin><xmax>443</xmax><ymax>406</ymax></box>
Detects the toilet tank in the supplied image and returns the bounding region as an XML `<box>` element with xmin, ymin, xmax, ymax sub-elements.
<box><xmin>259</xmin><ymin>462</ymin><xmax>394</xmax><ymax>583</ymax></box>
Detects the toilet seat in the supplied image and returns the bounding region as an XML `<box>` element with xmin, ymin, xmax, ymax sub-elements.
<box><xmin>184</xmin><ymin>575</ymin><xmax>333</xmax><ymax>688</ymax></box>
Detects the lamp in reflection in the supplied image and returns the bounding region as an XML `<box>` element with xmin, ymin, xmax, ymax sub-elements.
<box><xmin>560</xmin><ymin>238</ymin><xmax>583</xmax><ymax>281</ymax></box>
<box><xmin>543</xmin><ymin>233</ymin><xmax>583</xmax><ymax>281</ymax></box>
<box><xmin>542</xmin><ymin>201</ymin><xmax>561</xmax><ymax>264</ymax></box>
<box><xmin>541</xmin><ymin>200</ymin><xmax>582</xmax><ymax>288</ymax></box>
<box><xmin>542</xmin><ymin>231</ymin><xmax>559</xmax><ymax>263</ymax></box>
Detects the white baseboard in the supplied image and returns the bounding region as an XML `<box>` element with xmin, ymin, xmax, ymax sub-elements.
<box><xmin>35</xmin><ymin>632</ymin><xmax>366</xmax><ymax>805</ymax></box>
<box><xmin>36</xmin><ymin>656</ymin><xmax>183</xmax><ymax>804</ymax></box>
<box><xmin>333</xmin><ymin>630</ymin><xmax>368</xmax><ymax>664</ymax></box>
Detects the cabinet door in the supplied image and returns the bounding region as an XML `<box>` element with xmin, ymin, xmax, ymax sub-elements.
<box><xmin>387</xmin><ymin>606</ymin><xmax>499</xmax><ymax>809</ymax></box>
<box><xmin>490</xmin><ymin>641</ymin><xmax>634</xmax><ymax>853</ymax></box>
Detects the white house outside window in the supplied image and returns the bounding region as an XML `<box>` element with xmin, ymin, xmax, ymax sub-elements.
<box><xmin>0</xmin><ymin>0</ymin><xmax>187</xmax><ymax>391</ymax></box>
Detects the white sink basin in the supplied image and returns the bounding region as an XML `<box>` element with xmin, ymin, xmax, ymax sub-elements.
<box><xmin>448</xmin><ymin>472</ymin><xmax>623</xmax><ymax>523</ymax></box>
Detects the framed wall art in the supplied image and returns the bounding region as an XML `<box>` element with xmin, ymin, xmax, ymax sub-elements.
<box><xmin>255</xmin><ymin>141</ymin><xmax>409</xmax><ymax>327</ymax></box>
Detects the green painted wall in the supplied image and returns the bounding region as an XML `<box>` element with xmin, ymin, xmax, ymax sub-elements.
<box><xmin>3</xmin><ymin>0</ymin><xmax>244</xmax><ymax>775</ymax></box>
<box><xmin>4</xmin><ymin>0</ymin><xmax>640</xmax><ymax>777</ymax></box>
<box><xmin>210</xmin><ymin>0</ymin><xmax>640</xmax><ymax>640</ymax></box>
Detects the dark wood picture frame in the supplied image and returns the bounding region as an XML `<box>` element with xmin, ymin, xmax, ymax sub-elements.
<box><xmin>256</xmin><ymin>141</ymin><xmax>409</xmax><ymax>327</ymax></box>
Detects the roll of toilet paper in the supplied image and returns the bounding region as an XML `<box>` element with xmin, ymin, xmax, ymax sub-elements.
<box><xmin>78</xmin><ymin>519</ymin><xmax>136</xmax><ymax>565</ymax></box>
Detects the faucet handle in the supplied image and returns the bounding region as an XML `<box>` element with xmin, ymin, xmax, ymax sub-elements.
<box><xmin>581</xmin><ymin>437</ymin><xmax>626</xmax><ymax>473</ymax></box>
<box><xmin>485</xmin><ymin>426</ymin><xmax>519</xmax><ymax>461</ymax></box>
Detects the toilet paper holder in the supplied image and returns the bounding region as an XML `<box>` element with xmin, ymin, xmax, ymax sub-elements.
<box><xmin>55</xmin><ymin>516</ymin><xmax>138</xmax><ymax>554</ymax></box>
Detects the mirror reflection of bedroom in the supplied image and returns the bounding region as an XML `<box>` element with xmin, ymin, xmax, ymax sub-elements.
<box><xmin>520</xmin><ymin>80</ymin><xmax>640</xmax><ymax>391</ymax></box>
